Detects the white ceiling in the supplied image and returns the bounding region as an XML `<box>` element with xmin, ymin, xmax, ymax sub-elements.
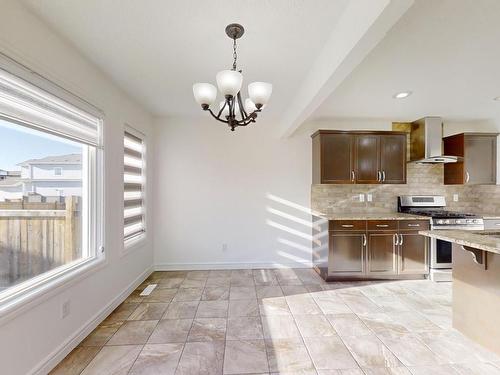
<box><xmin>311</xmin><ymin>0</ymin><xmax>500</xmax><ymax>124</ymax></box>
<box><xmin>22</xmin><ymin>0</ymin><xmax>349</xmax><ymax>120</ymax></box>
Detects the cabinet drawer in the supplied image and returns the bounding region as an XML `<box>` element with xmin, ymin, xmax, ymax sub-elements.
<box><xmin>331</xmin><ymin>220</ymin><xmax>366</xmax><ymax>231</ymax></box>
<box><xmin>399</xmin><ymin>220</ymin><xmax>429</xmax><ymax>231</ymax></box>
<box><xmin>367</xmin><ymin>220</ymin><xmax>397</xmax><ymax>231</ymax></box>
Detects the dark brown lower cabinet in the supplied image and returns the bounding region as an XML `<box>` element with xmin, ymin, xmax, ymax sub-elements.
<box><xmin>320</xmin><ymin>219</ymin><xmax>430</xmax><ymax>280</ymax></box>
<box><xmin>398</xmin><ymin>231</ymin><xmax>428</xmax><ymax>275</ymax></box>
<box><xmin>367</xmin><ymin>231</ymin><xmax>397</xmax><ymax>275</ymax></box>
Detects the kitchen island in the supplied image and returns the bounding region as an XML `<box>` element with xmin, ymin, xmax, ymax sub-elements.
<box><xmin>420</xmin><ymin>230</ymin><xmax>500</xmax><ymax>355</ymax></box>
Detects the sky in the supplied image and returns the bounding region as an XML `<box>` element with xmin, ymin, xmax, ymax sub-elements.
<box><xmin>0</xmin><ymin>119</ymin><xmax>81</xmax><ymax>171</ymax></box>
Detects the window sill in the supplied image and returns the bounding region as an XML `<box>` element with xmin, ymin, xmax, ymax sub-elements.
<box><xmin>0</xmin><ymin>255</ymin><xmax>107</xmax><ymax>326</ymax></box>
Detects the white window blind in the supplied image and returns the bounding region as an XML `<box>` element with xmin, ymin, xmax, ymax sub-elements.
<box><xmin>0</xmin><ymin>68</ymin><xmax>101</xmax><ymax>146</ymax></box>
<box><xmin>124</xmin><ymin>128</ymin><xmax>145</xmax><ymax>242</ymax></box>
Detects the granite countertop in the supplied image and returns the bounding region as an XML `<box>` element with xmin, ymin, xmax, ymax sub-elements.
<box><xmin>419</xmin><ymin>230</ymin><xmax>500</xmax><ymax>255</ymax></box>
<box><xmin>314</xmin><ymin>212</ymin><xmax>431</xmax><ymax>221</ymax></box>
<box><xmin>480</xmin><ymin>214</ymin><xmax>500</xmax><ymax>220</ymax></box>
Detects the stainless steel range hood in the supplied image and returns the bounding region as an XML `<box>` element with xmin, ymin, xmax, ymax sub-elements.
<box><xmin>410</xmin><ymin>117</ymin><xmax>459</xmax><ymax>164</ymax></box>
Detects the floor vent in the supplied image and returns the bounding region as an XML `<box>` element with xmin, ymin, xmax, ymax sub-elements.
<box><xmin>139</xmin><ymin>284</ymin><xmax>158</xmax><ymax>296</ymax></box>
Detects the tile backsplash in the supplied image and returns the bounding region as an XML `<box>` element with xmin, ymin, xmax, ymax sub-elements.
<box><xmin>311</xmin><ymin>163</ymin><xmax>500</xmax><ymax>215</ymax></box>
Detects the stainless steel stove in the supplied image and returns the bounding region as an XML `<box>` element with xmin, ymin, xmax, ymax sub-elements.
<box><xmin>398</xmin><ymin>195</ymin><xmax>484</xmax><ymax>281</ymax></box>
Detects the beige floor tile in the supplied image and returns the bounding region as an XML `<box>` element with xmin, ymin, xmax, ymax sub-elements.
<box><xmin>181</xmin><ymin>278</ymin><xmax>207</xmax><ymax>288</ymax></box>
<box><xmin>128</xmin><ymin>303</ymin><xmax>168</xmax><ymax>321</ymax></box>
<box><xmin>144</xmin><ymin>288</ymin><xmax>177</xmax><ymax>303</ymax></box>
<box><xmin>226</xmin><ymin>317</ymin><xmax>264</xmax><ymax>340</ymax></box>
<box><xmin>259</xmin><ymin>297</ymin><xmax>292</xmax><ymax>316</ymax></box>
<box><xmin>206</xmin><ymin>277</ymin><xmax>231</xmax><ymax>287</ymax></box>
<box><xmin>377</xmin><ymin>332</ymin><xmax>445</xmax><ymax>366</ymax></box>
<box><xmin>230</xmin><ymin>276</ymin><xmax>255</xmax><ymax>287</ymax></box>
<box><xmin>326</xmin><ymin>313</ymin><xmax>372</xmax><ymax>337</ymax></box>
<box><xmin>208</xmin><ymin>270</ymin><xmax>232</xmax><ymax>278</ymax></box>
<box><xmin>304</xmin><ymin>336</ymin><xmax>358</xmax><ymax>370</ymax></box>
<box><xmin>158</xmin><ymin>277</ymin><xmax>185</xmax><ymax>288</ymax></box>
<box><xmin>201</xmin><ymin>286</ymin><xmax>229</xmax><ymax>301</ymax></box>
<box><xmin>312</xmin><ymin>293</ymin><xmax>352</xmax><ymax>314</ymax></box>
<box><xmin>281</xmin><ymin>285</ymin><xmax>308</xmax><ymax>295</ymax></box>
<box><xmin>80</xmin><ymin>345</ymin><xmax>142</xmax><ymax>375</ymax></box>
<box><xmin>362</xmin><ymin>367</ymin><xmax>412</xmax><ymax>375</ymax></box>
<box><xmin>230</xmin><ymin>286</ymin><xmax>257</xmax><ymax>300</ymax></box>
<box><xmin>386</xmin><ymin>311</ymin><xmax>441</xmax><ymax>332</ymax></box>
<box><xmin>196</xmin><ymin>300</ymin><xmax>229</xmax><ymax>318</ymax></box>
<box><xmin>256</xmin><ymin>285</ymin><xmax>284</xmax><ymax>299</ymax></box>
<box><xmin>228</xmin><ymin>298</ymin><xmax>260</xmax><ymax>317</ymax></box>
<box><xmin>418</xmin><ymin>308</ymin><xmax>452</xmax><ymax>330</ymax></box>
<box><xmin>452</xmin><ymin>362</ymin><xmax>500</xmax><ymax>375</ymax></box>
<box><xmin>50</xmin><ymin>347</ymin><xmax>101</xmax><ymax>375</ymax></box>
<box><xmin>128</xmin><ymin>343</ymin><xmax>183</xmax><ymax>375</ymax></box>
<box><xmin>148</xmin><ymin>319</ymin><xmax>192</xmax><ymax>343</ymax></box>
<box><xmin>124</xmin><ymin>289</ymin><xmax>145</xmax><ymax>303</ymax></box>
<box><xmin>80</xmin><ymin>322</ymin><xmax>122</xmax><ymax>347</ymax></box>
<box><xmin>162</xmin><ymin>301</ymin><xmax>199</xmax><ymax>319</ymax></box>
<box><xmin>358</xmin><ymin>312</ymin><xmax>409</xmax><ymax>335</ymax></box>
<box><xmin>265</xmin><ymin>337</ymin><xmax>314</xmax><ymax>373</ymax></box>
<box><xmin>253</xmin><ymin>269</ymin><xmax>280</xmax><ymax>286</ymax></box>
<box><xmin>340</xmin><ymin>294</ymin><xmax>383</xmax><ymax>314</ymax></box>
<box><xmin>188</xmin><ymin>318</ymin><xmax>227</xmax><ymax>341</ymax></box>
<box><xmin>100</xmin><ymin>303</ymin><xmax>139</xmax><ymax>325</ymax></box>
<box><xmin>186</xmin><ymin>270</ymin><xmax>210</xmax><ymax>280</ymax></box>
<box><xmin>407</xmin><ymin>365</ymin><xmax>460</xmax><ymax>375</ymax></box>
<box><xmin>107</xmin><ymin>320</ymin><xmax>158</xmax><ymax>345</ymax></box>
<box><xmin>262</xmin><ymin>315</ymin><xmax>301</xmax><ymax>339</ymax></box>
<box><xmin>176</xmin><ymin>341</ymin><xmax>225</xmax><ymax>375</ymax></box>
<box><xmin>342</xmin><ymin>334</ymin><xmax>401</xmax><ymax>368</ymax></box>
<box><xmin>223</xmin><ymin>339</ymin><xmax>269</xmax><ymax>374</ymax></box>
<box><xmin>317</xmin><ymin>369</ymin><xmax>365</xmax><ymax>375</ymax></box>
<box><xmin>286</xmin><ymin>294</ymin><xmax>322</xmax><ymax>315</ymax></box>
<box><xmin>172</xmin><ymin>287</ymin><xmax>203</xmax><ymax>302</ymax></box>
<box><xmin>294</xmin><ymin>314</ymin><xmax>337</xmax><ymax>338</ymax></box>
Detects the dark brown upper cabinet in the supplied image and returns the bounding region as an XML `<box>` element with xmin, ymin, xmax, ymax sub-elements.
<box><xmin>443</xmin><ymin>133</ymin><xmax>498</xmax><ymax>185</ymax></box>
<box><xmin>312</xmin><ymin>130</ymin><xmax>407</xmax><ymax>184</ymax></box>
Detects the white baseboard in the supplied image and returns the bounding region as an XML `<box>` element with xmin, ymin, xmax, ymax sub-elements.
<box><xmin>154</xmin><ymin>261</ymin><xmax>313</xmax><ymax>271</ymax></box>
<box><xmin>31</xmin><ymin>265</ymin><xmax>154</xmax><ymax>375</ymax></box>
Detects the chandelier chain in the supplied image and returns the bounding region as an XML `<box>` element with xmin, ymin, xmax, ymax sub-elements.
<box><xmin>232</xmin><ymin>37</ymin><xmax>237</xmax><ymax>70</ymax></box>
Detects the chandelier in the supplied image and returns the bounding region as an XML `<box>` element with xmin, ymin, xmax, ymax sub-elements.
<box><xmin>192</xmin><ymin>23</ymin><xmax>272</xmax><ymax>131</ymax></box>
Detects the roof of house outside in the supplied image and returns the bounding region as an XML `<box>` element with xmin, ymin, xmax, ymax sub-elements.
<box><xmin>17</xmin><ymin>153</ymin><xmax>82</xmax><ymax>166</ymax></box>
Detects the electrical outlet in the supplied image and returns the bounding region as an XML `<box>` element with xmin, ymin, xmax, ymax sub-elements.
<box><xmin>359</xmin><ymin>194</ymin><xmax>365</xmax><ymax>202</ymax></box>
<box><xmin>222</xmin><ymin>243</ymin><xmax>228</xmax><ymax>252</ymax></box>
<box><xmin>61</xmin><ymin>300</ymin><xmax>70</xmax><ymax>319</ymax></box>
<box><xmin>367</xmin><ymin>194</ymin><xmax>373</xmax><ymax>202</ymax></box>
<box><xmin>453</xmin><ymin>194</ymin><xmax>459</xmax><ymax>202</ymax></box>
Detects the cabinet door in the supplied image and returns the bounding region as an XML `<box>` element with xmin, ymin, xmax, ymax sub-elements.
<box><xmin>354</xmin><ymin>135</ymin><xmax>380</xmax><ymax>183</ymax></box>
<box><xmin>464</xmin><ymin>135</ymin><xmax>497</xmax><ymax>185</ymax></box>
<box><xmin>321</xmin><ymin>134</ymin><xmax>354</xmax><ymax>184</ymax></box>
<box><xmin>367</xmin><ymin>232</ymin><xmax>397</xmax><ymax>275</ymax></box>
<box><xmin>380</xmin><ymin>134</ymin><xmax>406</xmax><ymax>184</ymax></box>
<box><xmin>398</xmin><ymin>232</ymin><xmax>428</xmax><ymax>275</ymax></box>
<box><xmin>329</xmin><ymin>232</ymin><xmax>365</xmax><ymax>276</ymax></box>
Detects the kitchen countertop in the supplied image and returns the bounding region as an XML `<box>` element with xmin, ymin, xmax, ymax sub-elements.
<box><xmin>480</xmin><ymin>214</ymin><xmax>500</xmax><ymax>220</ymax></box>
<box><xmin>314</xmin><ymin>212</ymin><xmax>430</xmax><ymax>221</ymax></box>
<box><xmin>419</xmin><ymin>229</ymin><xmax>500</xmax><ymax>255</ymax></box>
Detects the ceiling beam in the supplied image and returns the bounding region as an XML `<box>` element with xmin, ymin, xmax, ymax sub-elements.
<box><xmin>278</xmin><ymin>0</ymin><xmax>414</xmax><ymax>138</ymax></box>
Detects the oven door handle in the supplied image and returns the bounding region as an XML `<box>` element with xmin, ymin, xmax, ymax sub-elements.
<box><xmin>399</xmin><ymin>234</ymin><xmax>404</xmax><ymax>246</ymax></box>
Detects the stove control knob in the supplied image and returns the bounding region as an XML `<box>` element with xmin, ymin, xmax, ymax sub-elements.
<box><xmin>456</xmin><ymin>219</ymin><xmax>464</xmax><ymax>225</ymax></box>
<box><xmin>466</xmin><ymin>219</ymin><xmax>474</xmax><ymax>224</ymax></box>
<box><xmin>444</xmin><ymin>219</ymin><xmax>451</xmax><ymax>224</ymax></box>
<box><xmin>436</xmin><ymin>219</ymin><xmax>445</xmax><ymax>225</ymax></box>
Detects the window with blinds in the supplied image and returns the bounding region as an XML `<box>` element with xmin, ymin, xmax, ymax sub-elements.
<box><xmin>124</xmin><ymin>127</ymin><xmax>146</xmax><ymax>243</ymax></box>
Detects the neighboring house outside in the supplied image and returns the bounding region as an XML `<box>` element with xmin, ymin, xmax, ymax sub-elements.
<box><xmin>0</xmin><ymin>154</ymin><xmax>82</xmax><ymax>202</ymax></box>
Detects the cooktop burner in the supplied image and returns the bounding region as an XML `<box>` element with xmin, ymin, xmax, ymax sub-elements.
<box><xmin>405</xmin><ymin>209</ymin><xmax>479</xmax><ymax>219</ymax></box>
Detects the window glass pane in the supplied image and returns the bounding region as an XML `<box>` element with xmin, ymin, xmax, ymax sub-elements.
<box><xmin>0</xmin><ymin>118</ymin><xmax>90</xmax><ymax>292</ymax></box>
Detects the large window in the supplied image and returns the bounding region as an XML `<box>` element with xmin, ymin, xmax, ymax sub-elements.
<box><xmin>0</xmin><ymin>67</ymin><xmax>102</xmax><ymax>302</ymax></box>
<box><xmin>123</xmin><ymin>126</ymin><xmax>146</xmax><ymax>245</ymax></box>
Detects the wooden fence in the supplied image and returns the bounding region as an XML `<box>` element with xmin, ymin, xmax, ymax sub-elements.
<box><xmin>0</xmin><ymin>197</ymin><xmax>80</xmax><ymax>290</ymax></box>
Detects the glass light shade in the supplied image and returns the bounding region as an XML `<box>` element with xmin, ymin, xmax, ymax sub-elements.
<box><xmin>193</xmin><ymin>83</ymin><xmax>217</xmax><ymax>106</ymax></box>
<box><xmin>248</xmin><ymin>82</ymin><xmax>272</xmax><ymax>106</ymax></box>
<box><xmin>216</xmin><ymin>70</ymin><xmax>243</xmax><ymax>97</ymax></box>
<box><xmin>219</xmin><ymin>100</ymin><xmax>239</xmax><ymax>118</ymax></box>
<box><xmin>244</xmin><ymin>98</ymin><xmax>257</xmax><ymax>113</ymax></box>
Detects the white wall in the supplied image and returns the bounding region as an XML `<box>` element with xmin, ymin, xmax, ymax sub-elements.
<box><xmin>153</xmin><ymin>117</ymin><xmax>312</xmax><ymax>270</ymax></box>
<box><xmin>0</xmin><ymin>1</ymin><xmax>154</xmax><ymax>374</ymax></box>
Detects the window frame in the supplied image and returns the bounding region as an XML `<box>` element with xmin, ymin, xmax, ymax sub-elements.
<box><xmin>123</xmin><ymin>124</ymin><xmax>147</xmax><ymax>253</ymax></box>
<box><xmin>0</xmin><ymin>60</ymin><xmax>105</xmax><ymax>318</ymax></box>
<box><xmin>54</xmin><ymin>166</ymin><xmax>62</xmax><ymax>176</ymax></box>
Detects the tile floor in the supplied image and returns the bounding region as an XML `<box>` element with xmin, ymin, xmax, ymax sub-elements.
<box><xmin>50</xmin><ymin>269</ymin><xmax>500</xmax><ymax>375</ymax></box>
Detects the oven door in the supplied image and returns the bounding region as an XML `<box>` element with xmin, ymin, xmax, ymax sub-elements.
<box><xmin>430</xmin><ymin>237</ymin><xmax>453</xmax><ymax>268</ymax></box>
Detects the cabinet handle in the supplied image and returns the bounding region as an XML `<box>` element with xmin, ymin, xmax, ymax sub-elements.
<box><xmin>341</xmin><ymin>224</ymin><xmax>354</xmax><ymax>228</ymax></box>
<box><xmin>465</xmin><ymin>171</ymin><xmax>470</xmax><ymax>183</ymax></box>
<box><xmin>382</xmin><ymin>170</ymin><xmax>386</xmax><ymax>182</ymax></box>
<box><xmin>399</xmin><ymin>234</ymin><xmax>404</xmax><ymax>246</ymax></box>
<box><xmin>496</xmin><ymin>223</ymin><xmax>500</xmax><ymax>226</ymax></box>
<box><xmin>351</xmin><ymin>170</ymin><xmax>355</xmax><ymax>182</ymax></box>
<box><xmin>377</xmin><ymin>171</ymin><xmax>381</xmax><ymax>182</ymax></box>
<box><xmin>407</xmin><ymin>224</ymin><xmax>420</xmax><ymax>227</ymax></box>
<box><xmin>362</xmin><ymin>234</ymin><xmax>367</xmax><ymax>247</ymax></box>
<box><xmin>376</xmin><ymin>224</ymin><xmax>389</xmax><ymax>228</ymax></box>
<box><xmin>393</xmin><ymin>234</ymin><xmax>398</xmax><ymax>245</ymax></box>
